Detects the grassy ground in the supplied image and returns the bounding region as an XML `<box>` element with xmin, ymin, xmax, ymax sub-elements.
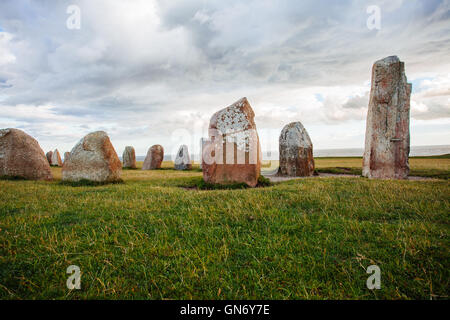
<box><xmin>0</xmin><ymin>158</ymin><xmax>449</xmax><ymax>300</ymax></box>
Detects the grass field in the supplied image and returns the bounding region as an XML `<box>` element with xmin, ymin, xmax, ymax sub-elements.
<box><xmin>0</xmin><ymin>157</ymin><xmax>449</xmax><ymax>299</ymax></box>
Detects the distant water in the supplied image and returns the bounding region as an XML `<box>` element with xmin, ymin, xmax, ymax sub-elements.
<box><xmin>132</xmin><ymin>145</ymin><xmax>450</xmax><ymax>161</ymax></box>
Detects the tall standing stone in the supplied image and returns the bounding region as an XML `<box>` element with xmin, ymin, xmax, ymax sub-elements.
<box><xmin>142</xmin><ymin>145</ymin><xmax>164</xmax><ymax>170</ymax></box>
<box><xmin>174</xmin><ymin>145</ymin><xmax>192</xmax><ymax>170</ymax></box>
<box><xmin>278</xmin><ymin>122</ymin><xmax>315</xmax><ymax>177</ymax></box>
<box><xmin>0</xmin><ymin>128</ymin><xmax>53</xmax><ymax>180</ymax></box>
<box><xmin>202</xmin><ymin>97</ymin><xmax>261</xmax><ymax>187</ymax></box>
<box><xmin>363</xmin><ymin>56</ymin><xmax>411</xmax><ymax>179</ymax></box>
<box><xmin>51</xmin><ymin>149</ymin><xmax>63</xmax><ymax>167</ymax></box>
<box><xmin>122</xmin><ymin>146</ymin><xmax>137</xmax><ymax>169</ymax></box>
<box><xmin>62</xmin><ymin>131</ymin><xmax>122</xmax><ymax>182</ymax></box>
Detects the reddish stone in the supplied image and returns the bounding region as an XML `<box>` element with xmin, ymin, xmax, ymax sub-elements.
<box><xmin>142</xmin><ymin>145</ymin><xmax>164</xmax><ymax>170</ymax></box>
<box><xmin>0</xmin><ymin>128</ymin><xmax>53</xmax><ymax>180</ymax></box>
<box><xmin>202</xmin><ymin>97</ymin><xmax>261</xmax><ymax>187</ymax></box>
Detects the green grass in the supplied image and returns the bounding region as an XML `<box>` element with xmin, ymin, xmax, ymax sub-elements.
<box><xmin>0</xmin><ymin>159</ymin><xmax>449</xmax><ymax>300</ymax></box>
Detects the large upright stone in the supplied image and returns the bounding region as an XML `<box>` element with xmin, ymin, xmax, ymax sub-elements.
<box><xmin>51</xmin><ymin>149</ymin><xmax>63</xmax><ymax>166</ymax></box>
<box><xmin>0</xmin><ymin>128</ymin><xmax>53</xmax><ymax>180</ymax></box>
<box><xmin>202</xmin><ymin>97</ymin><xmax>261</xmax><ymax>187</ymax></box>
<box><xmin>142</xmin><ymin>145</ymin><xmax>164</xmax><ymax>170</ymax></box>
<box><xmin>122</xmin><ymin>146</ymin><xmax>137</xmax><ymax>169</ymax></box>
<box><xmin>363</xmin><ymin>56</ymin><xmax>411</xmax><ymax>179</ymax></box>
<box><xmin>278</xmin><ymin>122</ymin><xmax>315</xmax><ymax>177</ymax></box>
<box><xmin>174</xmin><ymin>145</ymin><xmax>192</xmax><ymax>170</ymax></box>
<box><xmin>62</xmin><ymin>131</ymin><xmax>122</xmax><ymax>182</ymax></box>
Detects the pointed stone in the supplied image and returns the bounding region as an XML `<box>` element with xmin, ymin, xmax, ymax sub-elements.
<box><xmin>278</xmin><ymin>122</ymin><xmax>315</xmax><ymax>177</ymax></box>
<box><xmin>0</xmin><ymin>128</ymin><xmax>53</xmax><ymax>180</ymax></box>
<box><xmin>122</xmin><ymin>146</ymin><xmax>137</xmax><ymax>169</ymax></box>
<box><xmin>46</xmin><ymin>151</ymin><xmax>53</xmax><ymax>164</ymax></box>
<box><xmin>363</xmin><ymin>56</ymin><xmax>411</xmax><ymax>179</ymax></box>
<box><xmin>62</xmin><ymin>131</ymin><xmax>122</xmax><ymax>182</ymax></box>
<box><xmin>202</xmin><ymin>97</ymin><xmax>261</xmax><ymax>187</ymax></box>
<box><xmin>51</xmin><ymin>149</ymin><xmax>63</xmax><ymax>166</ymax></box>
<box><xmin>142</xmin><ymin>145</ymin><xmax>164</xmax><ymax>170</ymax></box>
<box><xmin>174</xmin><ymin>145</ymin><xmax>192</xmax><ymax>170</ymax></box>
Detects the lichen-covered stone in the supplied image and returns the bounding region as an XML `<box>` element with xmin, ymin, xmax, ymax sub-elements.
<box><xmin>62</xmin><ymin>131</ymin><xmax>122</xmax><ymax>182</ymax></box>
<box><xmin>363</xmin><ymin>56</ymin><xmax>411</xmax><ymax>179</ymax></box>
<box><xmin>122</xmin><ymin>146</ymin><xmax>137</xmax><ymax>169</ymax></box>
<box><xmin>202</xmin><ymin>97</ymin><xmax>261</xmax><ymax>187</ymax></box>
<box><xmin>174</xmin><ymin>145</ymin><xmax>192</xmax><ymax>170</ymax></box>
<box><xmin>0</xmin><ymin>128</ymin><xmax>53</xmax><ymax>180</ymax></box>
<box><xmin>142</xmin><ymin>145</ymin><xmax>164</xmax><ymax>170</ymax></box>
<box><xmin>278</xmin><ymin>122</ymin><xmax>315</xmax><ymax>177</ymax></box>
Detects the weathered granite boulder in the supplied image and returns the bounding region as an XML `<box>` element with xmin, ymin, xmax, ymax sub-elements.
<box><xmin>0</xmin><ymin>128</ymin><xmax>53</xmax><ymax>180</ymax></box>
<box><xmin>62</xmin><ymin>131</ymin><xmax>122</xmax><ymax>182</ymax></box>
<box><xmin>363</xmin><ymin>56</ymin><xmax>411</xmax><ymax>179</ymax></box>
<box><xmin>46</xmin><ymin>151</ymin><xmax>53</xmax><ymax>164</ymax></box>
<box><xmin>142</xmin><ymin>145</ymin><xmax>164</xmax><ymax>170</ymax></box>
<box><xmin>64</xmin><ymin>152</ymin><xmax>70</xmax><ymax>163</ymax></box>
<box><xmin>122</xmin><ymin>146</ymin><xmax>137</xmax><ymax>169</ymax></box>
<box><xmin>51</xmin><ymin>149</ymin><xmax>63</xmax><ymax>166</ymax></box>
<box><xmin>278</xmin><ymin>122</ymin><xmax>315</xmax><ymax>177</ymax></box>
<box><xmin>174</xmin><ymin>145</ymin><xmax>192</xmax><ymax>170</ymax></box>
<box><xmin>202</xmin><ymin>97</ymin><xmax>261</xmax><ymax>187</ymax></box>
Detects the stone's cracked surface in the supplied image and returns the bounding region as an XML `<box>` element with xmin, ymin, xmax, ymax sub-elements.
<box><xmin>122</xmin><ymin>146</ymin><xmax>137</xmax><ymax>169</ymax></box>
<box><xmin>203</xmin><ymin>97</ymin><xmax>261</xmax><ymax>187</ymax></box>
<box><xmin>278</xmin><ymin>121</ymin><xmax>315</xmax><ymax>177</ymax></box>
<box><xmin>62</xmin><ymin>131</ymin><xmax>122</xmax><ymax>182</ymax></box>
<box><xmin>363</xmin><ymin>56</ymin><xmax>411</xmax><ymax>180</ymax></box>
<box><xmin>142</xmin><ymin>144</ymin><xmax>164</xmax><ymax>170</ymax></box>
<box><xmin>0</xmin><ymin>128</ymin><xmax>53</xmax><ymax>180</ymax></box>
<box><xmin>174</xmin><ymin>145</ymin><xmax>192</xmax><ymax>170</ymax></box>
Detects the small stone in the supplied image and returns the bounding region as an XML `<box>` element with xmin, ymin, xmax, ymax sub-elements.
<box><xmin>174</xmin><ymin>145</ymin><xmax>192</xmax><ymax>170</ymax></box>
<box><xmin>122</xmin><ymin>146</ymin><xmax>137</xmax><ymax>169</ymax></box>
<box><xmin>278</xmin><ymin>121</ymin><xmax>315</xmax><ymax>177</ymax></box>
<box><xmin>142</xmin><ymin>145</ymin><xmax>164</xmax><ymax>170</ymax></box>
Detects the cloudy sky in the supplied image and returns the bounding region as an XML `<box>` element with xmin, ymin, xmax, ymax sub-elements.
<box><xmin>0</xmin><ymin>0</ymin><xmax>449</xmax><ymax>158</ymax></box>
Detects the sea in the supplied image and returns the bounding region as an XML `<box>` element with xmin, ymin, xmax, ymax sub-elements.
<box><xmin>134</xmin><ymin>145</ymin><xmax>450</xmax><ymax>161</ymax></box>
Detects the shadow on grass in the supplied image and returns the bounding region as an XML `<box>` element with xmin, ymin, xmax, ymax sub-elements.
<box><xmin>0</xmin><ymin>175</ymin><xmax>29</xmax><ymax>181</ymax></box>
<box><xmin>179</xmin><ymin>175</ymin><xmax>273</xmax><ymax>190</ymax></box>
<box><xmin>59</xmin><ymin>179</ymin><xmax>125</xmax><ymax>187</ymax></box>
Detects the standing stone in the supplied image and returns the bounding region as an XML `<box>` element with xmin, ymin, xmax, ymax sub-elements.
<box><xmin>62</xmin><ymin>131</ymin><xmax>122</xmax><ymax>182</ymax></box>
<box><xmin>0</xmin><ymin>128</ymin><xmax>53</xmax><ymax>180</ymax></box>
<box><xmin>174</xmin><ymin>145</ymin><xmax>192</xmax><ymax>170</ymax></box>
<box><xmin>199</xmin><ymin>138</ymin><xmax>209</xmax><ymax>170</ymax></box>
<box><xmin>202</xmin><ymin>97</ymin><xmax>261</xmax><ymax>187</ymax></box>
<box><xmin>64</xmin><ymin>152</ymin><xmax>70</xmax><ymax>163</ymax></box>
<box><xmin>122</xmin><ymin>146</ymin><xmax>137</xmax><ymax>169</ymax></box>
<box><xmin>363</xmin><ymin>56</ymin><xmax>411</xmax><ymax>179</ymax></box>
<box><xmin>278</xmin><ymin>122</ymin><xmax>315</xmax><ymax>177</ymax></box>
<box><xmin>142</xmin><ymin>145</ymin><xmax>164</xmax><ymax>170</ymax></box>
<box><xmin>46</xmin><ymin>151</ymin><xmax>53</xmax><ymax>164</ymax></box>
<box><xmin>51</xmin><ymin>149</ymin><xmax>63</xmax><ymax>166</ymax></box>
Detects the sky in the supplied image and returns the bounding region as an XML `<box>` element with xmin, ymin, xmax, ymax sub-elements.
<box><xmin>0</xmin><ymin>0</ymin><xmax>449</xmax><ymax>158</ymax></box>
